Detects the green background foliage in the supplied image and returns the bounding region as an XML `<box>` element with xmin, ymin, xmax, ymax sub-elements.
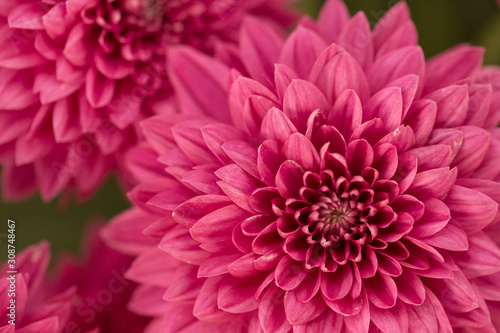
<box><xmin>1</xmin><ymin>0</ymin><xmax>499</xmax><ymax>261</ymax></box>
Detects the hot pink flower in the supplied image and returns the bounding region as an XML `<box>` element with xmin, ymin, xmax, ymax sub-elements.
<box><xmin>0</xmin><ymin>242</ymin><xmax>75</xmax><ymax>332</ymax></box>
<box><xmin>0</xmin><ymin>225</ymin><xmax>150</xmax><ymax>333</ymax></box>
<box><xmin>104</xmin><ymin>1</ymin><xmax>500</xmax><ymax>332</ymax></box>
<box><xmin>0</xmin><ymin>0</ymin><xmax>296</xmax><ymax>201</ymax></box>
<box><xmin>51</xmin><ymin>223</ymin><xmax>150</xmax><ymax>333</ymax></box>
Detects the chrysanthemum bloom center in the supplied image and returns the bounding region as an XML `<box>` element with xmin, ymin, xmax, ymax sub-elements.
<box><xmin>317</xmin><ymin>198</ymin><xmax>359</xmax><ymax>236</ymax></box>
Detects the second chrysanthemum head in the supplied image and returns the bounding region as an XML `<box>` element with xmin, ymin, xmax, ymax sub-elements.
<box><xmin>0</xmin><ymin>0</ymin><xmax>296</xmax><ymax>201</ymax></box>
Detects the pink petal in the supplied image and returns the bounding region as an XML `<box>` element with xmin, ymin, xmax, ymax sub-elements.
<box><xmin>372</xmin><ymin>1</ymin><xmax>411</xmax><ymax>51</ymax></box>
<box><xmin>275</xmin><ymin>255</ymin><xmax>308</xmax><ymax>291</ymax></box>
<box><xmin>284</xmin><ymin>291</ymin><xmax>327</xmax><ymax>325</ymax></box>
<box><xmin>364</xmin><ymin>272</ymin><xmax>397</xmax><ymax>309</ymax></box>
<box><xmin>310</xmin><ymin>44</ymin><xmax>370</xmax><ymax>104</ymax></box>
<box><xmin>259</xmin><ymin>286</ymin><xmax>291</xmax><ymax>333</ymax></box>
<box><xmin>260</xmin><ymin>107</ymin><xmax>298</xmax><ymax>144</ymax></box>
<box><xmin>444</xmin><ymin>185</ymin><xmax>498</xmax><ymax>234</ymax></box>
<box><xmin>320</xmin><ymin>264</ymin><xmax>353</xmax><ymax>301</ymax></box>
<box><xmin>368</xmin><ymin>46</ymin><xmax>425</xmax><ymax>95</ymax></box>
<box><xmin>337</xmin><ymin>12</ymin><xmax>373</xmax><ymax>70</ymax></box>
<box><xmin>406</xmin><ymin>167</ymin><xmax>457</xmax><ymax>199</ymax></box>
<box><xmin>425</xmin><ymin>45</ymin><xmax>484</xmax><ymax>94</ymax></box>
<box><xmin>240</xmin><ymin>16</ymin><xmax>284</xmax><ymax>87</ymax></box>
<box><xmin>85</xmin><ymin>66</ymin><xmax>115</xmax><ymax>108</ymax></box>
<box><xmin>279</xmin><ymin>26</ymin><xmax>327</xmax><ymax>79</ymax></box>
<box><xmin>370</xmin><ymin>301</ymin><xmax>409</xmax><ymax>333</ymax></box>
<box><xmin>426</xmin><ymin>84</ymin><xmax>469</xmax><ymax>128</ymax></box>
<box><xmin>257</xmin><ymin>139</ymin><xmax>281</xmax><ymax>186</ymax></box>
<box><xmin>283</xmin><ymin>79</ymin><xmax>329</xmax><ymax>133</ymax></box>
<box><xmin>403</xmin><ymin>99</ymin><xmax>437</xmax><ymax>146</ymax></box>
<box><xmin>169</xmin><ymin>46</ymin><xmax>231</xmax><ymax>123</ymax></box>
<box><xmin>217</xmin><ymin>275</ymin><xmax>261</xmax><ymax>313</ymax></box>
<box><xmin>327</xmin><ymin>89</ymin><xmax>362</xmax><ymax>138</ymax></box>
<box><xmin>316</xmin><ymin>0</ymin><xmax>349</xmax><ymax>43</ymax></box>
<box><xmin>452</xmin><ymin>231</ymin><xmax>500</xmax><ymax>278</ymax></box>
<box><xmin>364</xmin><ymin>87</ymin><xmax>403</xmax><ymax>132</ymax></box>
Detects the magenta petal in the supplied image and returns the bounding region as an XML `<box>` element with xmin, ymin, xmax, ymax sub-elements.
<box><xmin>368</xmin><ymin>46</ymin><xmax>425</xmax><ymax>95</ymax></box>
<box><xmin>426</xmin><ymin>84</ymin><xmax>469</xmax><ymax>128</ymax></box>
<box><xmin>372</xmin><ymin>143</ymin><xmax>398</xmax><ymax>179</ymax></box>
<box><xmin>426</xmin><ymin>269</ymin><xmax>479</xmax><ymax>313</ymax></box>
<box><xmin>240</xmin><ymin>16</ymin><xmax>284</xmax><ymax>87</ymax></box>
<box><xmin>215</xmin><ymin>164</ymin><xmax>262</xmax><ymax>213</ymax></box>
<box><xmin>328</xmin><ymin>89</ymin><xmax>362</xmax><ymax>138</ymax></box>
<box><xmin>190</xmin><ymin>204</ymin><xmax>250</xmax><ymax>251</ymax></box>
<box><xmin>222</xmin><ymin>140</ymin><xmax>259</xmax><ymax>179</ymax></box>
<box><xmin>324</xmin><ymin>292</ymin><xmax>364</xmax><ymax>316</ymax></box>
<box><xmin>261</xmin><ymin>107</ymin><xmax>298</xmax><ymax>144</ymax></box>
<box><xmin>283</xmin><ymin>79</ymin><xmax>329</xmax><ymax>133</ymax></box>
<box><xmin>452</xmin><ymin>231</ymin><xmax>500</xmax><ymax>278</ymax></box>
<box><xmin>295</xmin><ymin>269</ymin><xmax>321</xmax><ymax>303</ymax></box>
<box><xmin>201</xmin><ymin>123</ymin><xmax>245</xmax><ymax>164</ymax></box>
<box><xmin>0</xmin><ymin>70</ymin><xmax>38</xmax><ymax>110</ymax></box>
<box><xmin>169</xmin><ymin>46</ymin><xmax>231</xmax><ymax>123</ymax></box>
<box><xmin>425</xmin><ymin>45</ymin><xmax>484</xmax><ymax>93</ymax></box>
<box><xmin>419</xmin><ymin>222</ymin><xmax>468</xmax><ymax>252</ymax></box>
<box><xmin>406</xmin><ymin>167</ymin><xmax>457</xmax><ymax>199</ymax></box>
<box><xmin>173</xmin><ymin>195</ymin><xmax>231</xmax><ymax>229</ymax></box>
<box><xmin>193</xmin><ymin>277</ymin><xmax>233</xmax><ymax>322</ymax></box>
<box><xmin>403</xmin><ymin>99</ymin><xmax>437</xmax><ymax>146</ymax></box>
<box><xmin>101</xmin><ymin>208</ymin><xmax>156</xmax><ymax>256</ymax></box>
<box><xmin>377</xmin><ymin>21</ymin><xmax>418</xmax><ymax>59</ymax></box>
<box><xmin>364</xmin><ymin>272</ymin><xmax>397</xmax><ymax>309</ymax></box>
<box><xmin>227</xmin><ymin>252</ymin><xmax>260</xmax><ymax>278</ymax></box>
<box><xmin>274</xmin><ymin>63</ymin><xmax>299</xmax><ymax>102</ymax></box>
<box><xmin>452</xmin><ymin>126</ymin><xmax>490</xmax><ymax>176</ymax></box>
<box><xmin>346</xmin><ymin>139</ymin><xmax>374</xmax><ymax>176</ymax></box>
<box><xmin>464</xmin><ymin>84</ymin><xmax>492</xmax><ymax>127</ymax></box>
<box><xmin>259</xmin><ymin>286</ymin><xmax>291</xmax><ymax>333</ymax></box>
<box><xmin>373</xmin><ymin>2</ymin><xmax>411</xmax><ymax>50</ymax></box>
<box><xmin>309</xmin><ymin>44</ymin><xmax>370</xmax><ymax>103</ymax></box>
<box><xmin>406</xmin><ymin>145</ymin><xmax>453</xmax><ymax>172</ymax></box>
<box><xmin>320</xmin><ymin>263</ymin><xmax>353</xmax><ymax>301</ymax></box>
<box><xmin>125</xmin><ymin>248</ymin><xmax>177</xmax><ymax>288</ymax></box>
<box><xmin>275</xmin><ymin>256</ymin><xmax>308</xmax><ymax>290</ymax></box>
<box><xmin>282</xmin><ymin>133</ymin><xmax>320</xmax><ymax>172</ymax></box>
<box><xmin>172</xmin><ymin>120</ymin><xmax>215</xmax><ymax>165</ymax></box>
<box><xmin>294</xmin><ymin>309</ymin><xmax>343</xmax><ymax>333</ymax></box>
<box><xmin>198</xmin><ymin>252</ymin><xmax>242</xmax><ymax>278</ymax></box>
<box><xmin>229</xmin><ymin>76</ymin><xmax>279</xmax><ymax>132</ymax></box>
<box><xmin>370</xmin><ymin>300</ymin><xmax>409</xmax><ymax>333</ymax></box>
<box><xmin>257</xmin><ymin>139</ymin><xmax>281</xmax><ymax>187</ymax></box>
<box><xmin>217</xmin><ymin>275</ymin><xmax>261</xmax><ymax>313</ymax></box>
<box><xmin>444</xmin><ymin>185</ymin><xmax>498</xmax><ymax>234</ymax></box>
<box><xmin>85</xmin><ymin>66</ymin><xmax>115</xmax><ymax>108</ymax></box>
<box><xmin>284</xmin><ymin>290</ymin><xmax>327</xmax><ymax>325</ymax></box>
<box><xmin>337</xmin><ymin>12</ymin><xmax>373</xmax><ymax>70</ymax></box>
<box><xmin>363</xmin><ymin>87</ymin><xmax>403</xmax><ymax>132</ymax></box>
<box><xmin>316</xmin><ymin>0</ymin><xmax>349</xmax><ymax>43</ymax></box>
<box><xmin>279</xmin><ymin>26</ymin><xmax>327</xmax><ymax>79</ymax></box>
<box><xmin>394</xmin><ymin>271</ymin><xmax>426</xmax><ymax>305</ymax></box>
<box><xmin>276</xmin><ymin>160</ymin><xmax>305</xmax><ymax>199</ymax></box>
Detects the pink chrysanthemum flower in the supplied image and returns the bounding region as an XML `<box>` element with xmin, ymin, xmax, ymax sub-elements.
<box><xmin>0</xmin><ymin>225</ymin><xmax>149</xmax><ymax>333</ymax></box>
<box><xmin>104</xmin><ymin>1</ymin><xmax>500</xmax><ymax>332</ymax></box>
<box><xmin>0</xmin><ymin>0</ymin><xmax>295</xmax><ymax>201</ymax></box>
<box><xmin>0</xmin><ymin>242</ymin><xmax>75</xmax><ymax>332</ymax></box>
<box><xmin>51</xmin><ymin>223</ymin><xmax>150</xmax><ymax>333</ymax></box>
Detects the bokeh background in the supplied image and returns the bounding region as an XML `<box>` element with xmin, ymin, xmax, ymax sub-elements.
<box><xmin>1</xmin><ymin>0</ymin><xmax>499</xmax><ymax>261</ymax></box>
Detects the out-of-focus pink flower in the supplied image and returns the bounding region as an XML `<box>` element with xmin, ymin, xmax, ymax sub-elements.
<box><xmin>0</xmin><ymin>0</ymin><xmax>296</xmax><ymax>202</ymax></box>
<box><xmin>0</xmin><ymin>242</ymin><xmax>75</xmax><ymax>332</ymax></box>
<box><xmin>52</xmin><ymin>223</ymin><xmax>150</xmax><ymax>333</ymax></box>
<box><xmin>0</xmin><ymin>225</ymin><xmax>149</xmax><ymax>333</ymax></box>
<box><xmin>104</xmin><ymin>1</ymin><xmax>500</xmax><ymax>332</ymax></box>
